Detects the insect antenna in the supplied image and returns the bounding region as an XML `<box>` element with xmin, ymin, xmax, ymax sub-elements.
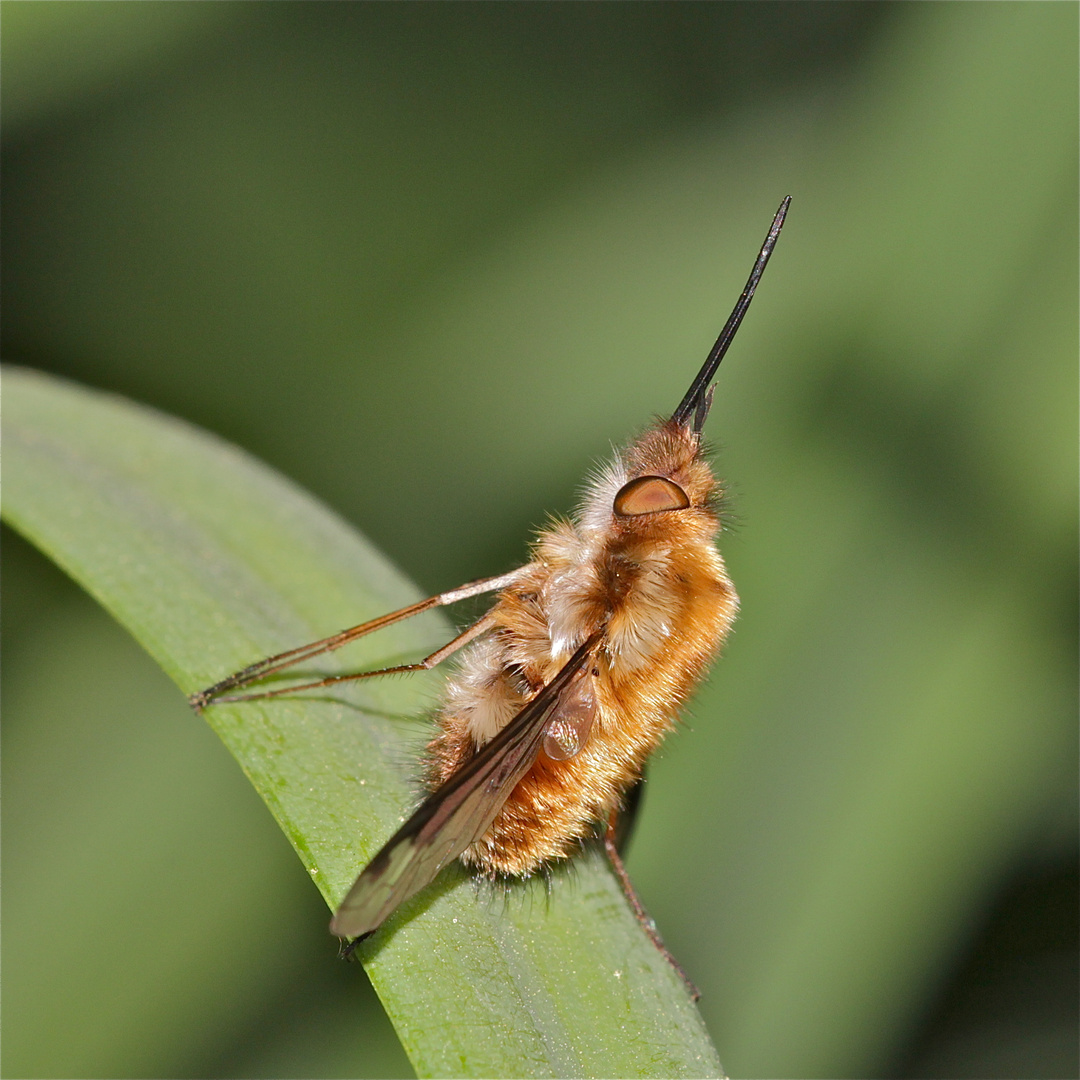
<box><xmin>671</xmin><ymin>195</ymin><xmax>791</xmax><ymax>433</ymax></box>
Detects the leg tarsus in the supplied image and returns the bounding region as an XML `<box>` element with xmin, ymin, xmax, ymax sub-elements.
<box><xmin>338</xmin><ymin>930</ymin><xmax>373</xmax><ymax>961</ymax></box>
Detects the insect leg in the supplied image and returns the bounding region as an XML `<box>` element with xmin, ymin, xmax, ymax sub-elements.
<box><xmin>190</xmin><ymin>567</ymin><xmax>527</xmax><ymax>707</ymax></box>
<box><xmin>205</xmin><ymin>612</ymin><xmax>497</xmax><ymax>704</ymax></box>
<box><xmin>609</xmin><ymin>776</ymin><xmax>645</xmax><ymax>856</ymax></box>
<box><xmin>603</xmin><ymin>809</ymin><xmax>701</xmax><ymax>1002</ymax></box>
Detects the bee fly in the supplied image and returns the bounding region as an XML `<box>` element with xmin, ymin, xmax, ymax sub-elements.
<box><xmin>192</xmin><ymin>197</ymin><xmax>790</xmax><ymax>997</ymax></box>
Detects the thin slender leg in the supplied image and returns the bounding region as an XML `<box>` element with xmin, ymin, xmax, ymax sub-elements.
<box><xmin>208</xmin><ymin>613</ymin><xmax>496</xmax><ymax>704</ymax></box>
<box><xmin>190</xmin><ymin>567</ymin><xmax>526</xmax><ymax>707</ymax></box>
<box><xmin>604</xmin><ymin>809</ymin><xmax>701</xmax><ymax>1002</ymax></box>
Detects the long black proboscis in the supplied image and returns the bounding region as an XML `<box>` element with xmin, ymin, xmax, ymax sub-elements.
<box><xmin>671</xmin><ymin>196</ymin><xmax>791</xmax><ymax>431</ymax></box>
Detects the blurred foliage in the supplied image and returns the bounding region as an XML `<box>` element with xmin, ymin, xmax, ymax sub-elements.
<box><xmin>2</xmin><ymin>3</ymin><xmax>1076</xmax><ymax>1078</ymax></box>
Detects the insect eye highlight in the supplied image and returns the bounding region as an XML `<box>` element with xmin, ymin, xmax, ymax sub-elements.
<box><xmin>613</xmin><ymin>476</ymin><xmax>690</xmax><ymax>517</ymax></box>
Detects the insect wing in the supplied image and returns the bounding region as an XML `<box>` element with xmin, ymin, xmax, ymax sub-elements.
<box><xmin>330</xmin><ymin>633</ymin><xmax>601</xmax><ymax>939</ymax></box>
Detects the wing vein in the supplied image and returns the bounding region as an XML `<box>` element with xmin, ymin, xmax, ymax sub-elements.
<box><xmin>331</xmin><ymin>632</ymin><xmax>603</xmax><ymax>939</ymax></box>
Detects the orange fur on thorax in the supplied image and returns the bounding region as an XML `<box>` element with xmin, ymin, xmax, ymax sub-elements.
<box><xmin>427</xmin><ymin>420</ymin><xmax>737</xmax><ymax>876</ymax></box>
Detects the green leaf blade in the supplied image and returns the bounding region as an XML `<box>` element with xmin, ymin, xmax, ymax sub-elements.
<box><xmin>2</xmin><ymin>365</ymin><xmax>722</xmax><ymax>1079</ymax></box>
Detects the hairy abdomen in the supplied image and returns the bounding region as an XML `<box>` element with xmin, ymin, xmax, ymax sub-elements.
<box><xmin>427</xmin><ymin>548</ymin><xmax>737</xmax><ymax>876</ymax></box>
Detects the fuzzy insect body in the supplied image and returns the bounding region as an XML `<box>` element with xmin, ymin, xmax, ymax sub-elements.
<box><xmin>191</xmin><ymin>197</ymin><xmax>789</xmax><ymax>974</ymax></box>
<box><xmin>432</xmin><ymin>420</ymin><xmax>737</xmax><ymax>877</ymax></box>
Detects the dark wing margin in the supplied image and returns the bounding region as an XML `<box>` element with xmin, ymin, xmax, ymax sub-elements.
<box><xmin>330</xmin><ymin>632</ymin><xmax>603</xmax><ymax>940</ymax></box>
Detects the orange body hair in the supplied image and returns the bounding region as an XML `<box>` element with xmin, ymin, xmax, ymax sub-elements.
<box><xmin>192</xmin><ymin>198</ymin><xmax>789</xmax><ymax>955</ymax></box>
<box><xmin>428</xmin><ymin>420</ymin><xmax>737</xmax><ymax>875</ymax></box>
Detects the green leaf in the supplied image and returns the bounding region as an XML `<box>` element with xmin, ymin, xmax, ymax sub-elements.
<box><xmin>2</xmin><ymin>365</ymin><xmax>723</xmax><ymax>1080</ymax></box>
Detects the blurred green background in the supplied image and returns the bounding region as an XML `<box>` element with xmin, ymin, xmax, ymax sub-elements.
<box><xmin>2</xmin><ymin>3</ymin><xmax>1076</xmax><ymax>1078</ymax></box>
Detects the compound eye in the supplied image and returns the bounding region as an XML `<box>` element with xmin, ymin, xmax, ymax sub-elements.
<box><xmin>613</xmin><ymin>476</ymin><xmax>690</xmax><ymax>517</ymax></box>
